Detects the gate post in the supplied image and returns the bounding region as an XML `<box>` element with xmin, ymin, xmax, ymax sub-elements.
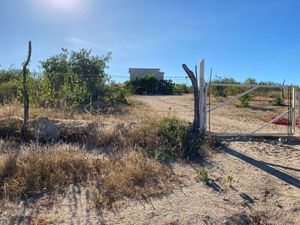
<box><xmin>291</xmin><ymin>87</ymin><xmax>296</xmax><ymax>136</ymax></box>
<box><xmin>199</xmin><ymin>59</ymin><xmax>207</xmax><ymax>135</ymax></box>
<box><xmin>297</xmin><ymin>91</ymin><xmax>300</xmax><ymax>137</ymax></box>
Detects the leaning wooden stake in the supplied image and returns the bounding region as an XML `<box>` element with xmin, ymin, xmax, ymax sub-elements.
<box><xmin>22</xmin><ymin>41</ymin><xmax>32</xmax><ymax>137</ymax></box>
<box><xmin>182</xmin><ymin>64</ymin><xmax>200</xmax><ymax>133</ymax></box>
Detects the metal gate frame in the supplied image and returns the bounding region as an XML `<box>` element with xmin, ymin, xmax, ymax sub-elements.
<box><xmin>200</xmin><ymin>83</ymin><xmax>298</xmax><ymax>138</ymax></box>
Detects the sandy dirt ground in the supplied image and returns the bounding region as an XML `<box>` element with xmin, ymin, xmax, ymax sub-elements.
<box><xmin>1</xmin><ymin>140</ymin><xmax>299</xmax><ymax>225</ymax></box>
<box><xmin>1</xmin><ymin>95</ymin><xmax>300</xmax><ymax>225</ymax></box>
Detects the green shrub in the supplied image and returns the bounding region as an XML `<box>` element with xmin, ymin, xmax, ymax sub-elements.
<box><xmin>210</xmin><ymin>77</ymin><xmax>243</xmax><ymax>97</ymax></box>
<box><xmin>38</xmin><ymin>49</ymin><xmax>112</xmax><ymax>108</ymax></box>
<box><xmin>128</xmin><ymin>117</ymin><xmax>202</xmax><ymax>160</ymax></box>
<box><xmin>154</xmin><ymin>147</ymin><xmax>173</xmax><ymax>162</ymax></box>
<box><xmin>126</xmin><ymin>76</ymin><xmax>175</xmax><ymax>95</ymax></box>
<box><xmin>225</xmin><ymin>175</ymin><xmax>233</xmax><ymax>188</ymax></box>
<box><xmin>174</xmin><ymin>84</ymin><xmax>192</xmax><ymax>94</ymax></box>
<box><xmin>273</xmin><ymin>96</ymin><xmax>284</xmax><ymax>106</ymax></box>
<box><xmin>0</xmin><ymin>80</ymin><xmax>19</xmax><ymax>104</ymax></box>
<box><xmin>158</xmin><ymin>117</ymin><xmax>188</xmax><ymax>149</ymax></box>
<box><xmin>239</xmin><ymin>94</ymin><xmax>251</xmax><ymax>108</ymax></box>
<box><xmin>198</xmin><ymin>167</ymin><xmax>209</xmax><ymax>184</ymax></box>
<box><xmin>0</xmin><ymin>69</ymin><xmax>19</xmax><ymax>104</ymax></box>
<box><xmin>114</xmin><ymin>85</ymin><xmax>128</xmax><ymax>104</ymax></box>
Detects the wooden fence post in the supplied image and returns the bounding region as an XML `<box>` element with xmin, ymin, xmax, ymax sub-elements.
<box><xmin>182</xmin><ymin>64</ymin><xmax>200</xmax><ymax>133</ymax></box>
<box><xmin>291</xmin><ymin>87</ymin><xmax>296</xmax><ymax>136</ymax></box>
<box><xmin>22</xmin><ymin>41</ymin><xmax>32</xmax><ymax>137</ymax></box>
<box><xmin>199</xmin><ymin>59</ymin><xmax>207</xmax><ymax>135</ymax></box>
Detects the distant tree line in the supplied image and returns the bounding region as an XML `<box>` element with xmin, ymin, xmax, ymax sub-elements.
<box><xmin>209</xmin><ymin>76</ymin><xmax>283</xmax><ymax>97</ymax></box>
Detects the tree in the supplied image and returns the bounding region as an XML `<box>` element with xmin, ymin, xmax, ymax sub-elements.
<box><xmin>0</xmin><ymin>68</ymin><xmax>19</xmax><ymax>104</ymax></box>
<box><xmin>40</xmin><ymin>49</ymin><xmax>68</xmax><ymax>99</ymax></box>
<box><xmin>244</xmin><ymin>77</ymin><xmax>257</xmax><ymax>85</ymax></box>
<box><xmin>40</xmin><ymin>49</ymin><xmax>111</xmax><ymax>108</ymax></box>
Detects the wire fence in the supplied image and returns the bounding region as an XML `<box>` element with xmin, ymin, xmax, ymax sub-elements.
<box><xmin>207</xmin><ymin>84</ymin><xmax>299</xmax><ymax>135</ymax></box>
<box><xmin>1</xmin><ymin>72</ymin><xmax>299</xmax><ymax>137</ymax></box>
<box><xmin>109</xmin><ymin>75</ymin><xmax>195</xmax><ymax>121</ymax></box>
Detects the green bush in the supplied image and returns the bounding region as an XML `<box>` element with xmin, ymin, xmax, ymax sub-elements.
<box><xmin>0</xmin><ymin>80</ymin><xmax>19</xmax><ymax>104</ymax></box>
<box><xmin>126</xmin><ymin>76</ymin><xmax>175</xmax><ymax>95</ymax></box>
<box><xmin>0</xmin><ymin>69</ymin><xmax>20</xmax><ymax>104</ymax></box>
<box><xmin>128</xmin><ymin>117</ymin><xmax>203</xmax><ymax>160</ymax></box>
<box><xmin>273</xmin><ymin>96</ymin><xmax>284</xmax><ymax>106</ymax></box>
<box><xmin>210</xmin><ymin>77</ymin><xmax>243</xmax><ymax>97</ymax></box>
<box><xmin>239</xmin><ymin>94</ymin><xmax>251</xmax><ymax>108</ymax></box>
<box><xmin>154</xmin><ymin>147</ymin><xmax>173</xmax><ymax>162</ymax></box>
<box><xmin>198</xmin><ymin>167</ymin><xmax>209</xmax><ymax>184</ymax></box>
<box><xmin>174</xmin><ymin>84</ymin><xmax>192</xmax><ymax>94</ymax></box>
<box><xmin>38</xmin><ymin>49</ymin><xmax>113</xmax><ymax>109</ymax></box>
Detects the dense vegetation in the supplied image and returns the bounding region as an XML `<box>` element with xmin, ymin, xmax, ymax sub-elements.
<box><xmin>125</xmin><ymin>75</ymin><xmax>175</xmax><ymax>95</ymax></box>
<box><xmin>209</xmin><ymin>76</ymin><xmax>285</xmax><ymax>107</ymax></box>
<box><xmin>0</xmin><ymin>49</ymin><xmax>127</xmax><ymax>109</ymax></box>
<box><xmin>210</xmin><ymin>76</ymin><xmax>282</xmax><ymax>97</ymax></box>
<box><xmin>0</xmin><ymin>69</ymin><xmax>19</xmax><ymax>104</ymax></box>
<box><xmin>0</xmin><ymin>53</ymin><xmax>289</xmax><ymax>110</ymax></box>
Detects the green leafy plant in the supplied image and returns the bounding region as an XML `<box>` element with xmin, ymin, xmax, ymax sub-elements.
<box><xmin>239</xmin><ymin>94</ymin><xmax>251</xmax><ymax>108</ymax></box>
<box><xmin>126</xmin><ymin>75</ymin><xmax>175</xmax><ymax>95</ymax></box>
<box><xmin>198</xmin><ymin>167</ymin><xmax>209</xmax><ymax>184</ymax></box>
<box><xmin>225</xmin><ymin>175</ymin><xmax>233</xmax><ymax>188</ymax></box>
<box><xmin>273</xmin><ymin>96</ymin><xmax>284</xmax><ymax>106</ymax></box>
<box><xmin>154</xmin><ymin>147</ymin><xmax>172</xmax><ymax>162</ymax></box>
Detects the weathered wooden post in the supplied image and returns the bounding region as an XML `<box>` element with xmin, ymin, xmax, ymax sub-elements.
<box><xmin>22</xmin><ymin>41</ymin><xmax>32</xmax><ymax>137</ymax></box>
<box><xmin>182</xmin><ymin>59</ymin><xmax>207</xmax><ymax>135</ymax></box>
<box><xmin>182</xmin><ymin>64</ymin><xmax>200</xmax><ymax>133</ymax></box>
<box><xmin>298</xmin><ymin>91</ymin><xmax>300</xmax><ymax>137</ymax></box>
<box><xmin>199</xmin><ymin>59</ymin><xmax>207</xmax><ymax>135</ymax></box>
<box><xmin>291</xmin><ymin>87</ymin><xmax>296</xmax><ymax>136</ymax></box>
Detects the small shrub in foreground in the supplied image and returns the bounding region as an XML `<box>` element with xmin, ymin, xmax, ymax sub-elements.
<box><xmin>273</xmin><ymin>96</ymin><xmax>284</xmax><ymax>106</ymax></box>
<box><xmin>198</xmin><ymin>167</ymin><xmax>209</xmax><ymax>184</ymax></box>
<box><xmin>127</xmin><ymin>116</ymin><xmax>203</xmax><ymax>160</ymax></box>
<box><xmin>239</xmin><ymin>94</ymin><xmax>251</xmax><ymax>108</ymax></box>
<box><xmin>225</xmin><ymin>175</ymin><xmax>233</xmax><ymax>188</ymax></box>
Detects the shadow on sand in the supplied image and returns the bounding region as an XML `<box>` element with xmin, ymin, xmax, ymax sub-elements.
<box><xmin>223</xmin><ymin>146</ymin><xmax>300</xmax><ymax>189</ymax></box>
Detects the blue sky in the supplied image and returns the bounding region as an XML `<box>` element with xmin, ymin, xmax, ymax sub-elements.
<box><xmin>0</xmin><ymin>0</ymin><xmax>299</xmax><ymax>84</ymax></box>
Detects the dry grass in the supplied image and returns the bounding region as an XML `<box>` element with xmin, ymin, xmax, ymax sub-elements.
<box><xmin>94</xmin><ymin>151</ymin><xmax>173</xmax><ymax>208</ymax></box>
<box><xmin>0</xmin><ymin>142</ymin><xmax>174</xmax><ymax>208</ymax></box>
<box><xmin>0</xmin><ymin>144</ymin><xmax>91</xmax><ymax>200</ymax></box>
<box><xmin>0</xmin><ymin>98</ymin><xmax>156</xmax><ymax>124</ymax></box>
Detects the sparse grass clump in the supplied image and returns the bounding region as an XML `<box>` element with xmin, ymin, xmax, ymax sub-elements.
<box><xmin>198</xmin><ymin>167</ymin><xmax>209</xmax><ymax>184</ymax></box>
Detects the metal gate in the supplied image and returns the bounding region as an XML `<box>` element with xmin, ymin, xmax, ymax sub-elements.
<box><xmin>206</xmin><ymin>83</ymin><xmax>298</xmax><ymax>137</ymax></box>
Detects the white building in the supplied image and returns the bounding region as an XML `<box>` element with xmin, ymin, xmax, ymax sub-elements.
<box><xmin>129</xmin><ymin>68</ymin><xmax>164</xmax><ymax>81</ymax></box>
